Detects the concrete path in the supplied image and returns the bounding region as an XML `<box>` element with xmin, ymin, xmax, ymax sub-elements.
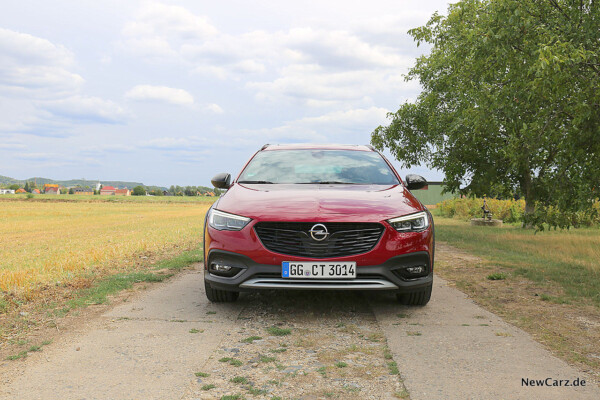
<box><xmin>1</xmin><ymin>268</ymin><xmax>598</xmax><ymax>399</ymax></box>
<box><xmin>0</xmin><ymin>270</ymin><xmax>243</xmax><ymax>400</ymax></box>
<box><xmin>372</xmin><ymin>276</ymin><xmax>600</xmax><ymax>400</ymax></box>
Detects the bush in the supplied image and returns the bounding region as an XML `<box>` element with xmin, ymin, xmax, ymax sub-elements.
<box><xmin>132</xmin><ymin>186</ymin><xmax>146</xmax><ymax>196</ymax></box>
<box><xmin>437</xmin><ymin>197</ymin><xmax>600</xmax><ymax>227</ymax></box>
<box><xmin>437</xmin><ymin>197</ymin><xmax>526</xmax><ymax>223</ymax></box>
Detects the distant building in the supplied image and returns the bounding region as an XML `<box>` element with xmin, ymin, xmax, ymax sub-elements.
<box><xmin>32</xmin><ymin>189</ymin><xmax>41</xmax><ymax>194</ymax></box>
<box><xmin>15</xmin><ymin>188</ymin><xmax>26</xmax><ymax>193</ymax></box>
<box><xmin>0</xmin><ymin>189</ymin><xmax>15</xmax><ymax>195</ymax></box>
<box><xmin>44</xmin><ymin>183</ymin><xmax>59</xmax><ymax>190</ymax></box>
<box><xmin>95</xmin><ymin>182</ymin><xmax>101</xmax><ymax>191</ymax></box>
<box><xmin>45</xmin><ymin>187</ymin><xmax>60</xmax><ymax>195</ymax></box>
<box><xmin>115</xmin><ymin>188</ymin><xmax>130</xmax><ymax>196</ymax></box>
<box><xmin>73</xmin><ymin>187</ymin><xmax>94</xmax><ymax>195</ymax></box>
<box><xmin>100</xmin><ymin>186</ymin><xmax>117</xmax><ymax>195</ymax></box>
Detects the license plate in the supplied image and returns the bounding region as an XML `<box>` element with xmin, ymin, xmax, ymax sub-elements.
<box><xmin>281</xmin><ymin>262</ymin><xmax>356</xmax><ymax>279</ymax></box>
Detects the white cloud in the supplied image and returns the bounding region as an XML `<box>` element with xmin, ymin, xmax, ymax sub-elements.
<box><xmin>125</xmin><ymin>85</ymin><xmax>194</xmax><ymax>105</ymax></box>
<box><xmin>43</xmin><ymin>96</ymin><xmax>127</xmax><ymax>124</ymax></box>
<box><xmin>122</xmin><ymin>2</ymin><xmax>217</xmax><ymax>59</ymax></box>
<box><xmin>204</xmin><ymin>103</ymin><xmax>224</xmax><ymax>114</ymax></box>
<box><xmin>295</xmin><ymin>107</ymin><xmax>390</xmax><ymax>127</ymax></box>
<box><xmin>0</xmin><ymin>28</ymin><xmax>84</xmax><ymax>98</ymax></box>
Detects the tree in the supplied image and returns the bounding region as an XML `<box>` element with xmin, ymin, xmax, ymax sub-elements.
<box><xmin>132</xmin><ymin>186</ymin><xmax>146</xmax><ymax>196</ymax></box>
<box><xmin>68</xmin><ymin>188</ymin><xmax>74</xmax><ymax>195</ymax></box>
<box><xmin>372</xmin><ymin>0</ymin><xmax>600</xmax><ymax>227</ymax></box>
<box><xmin>8</xmin><ymin>184</ymin><xmax>20</xmax><ymax>191</ymax></box>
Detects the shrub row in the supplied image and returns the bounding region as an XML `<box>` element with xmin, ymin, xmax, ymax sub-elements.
<box><xmin>436</xmin><ymin>197</ymin><xmax>600</xmax><ymax>228</ymax></box>
<box><xmin>436</xmin><ymin>197</ymin><xmax>525</xmax><ymax>223</ymax></box>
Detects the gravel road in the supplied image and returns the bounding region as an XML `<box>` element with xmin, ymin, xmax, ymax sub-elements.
<box><xmin>1</xmin><ymin>262</ymin><xmax>598</xmax><ymax>399</ymax></box>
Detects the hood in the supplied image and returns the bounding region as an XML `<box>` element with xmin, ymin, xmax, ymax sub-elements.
<box><xmin>215</xmin><ymin>183</ymin><xmax>424</xmax><ymax>223</ymax></box>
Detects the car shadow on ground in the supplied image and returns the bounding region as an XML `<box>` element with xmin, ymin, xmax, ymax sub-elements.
<box><xmin>234</xmin><ymin>290</ymin><xmax>403</xmax><ymax>320</ymax></box>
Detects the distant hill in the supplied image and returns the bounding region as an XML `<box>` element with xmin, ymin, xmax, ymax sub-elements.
<box><xmin>0</xmin><ymin>175</ymin><xmax>148</xmax><ymax>189</ymax></box>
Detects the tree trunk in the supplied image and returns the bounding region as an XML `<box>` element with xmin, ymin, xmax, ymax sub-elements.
<box><xmin>521</xmin><ymin>170</ymin><xmax>535</xmax><ymax>228</ymax></box>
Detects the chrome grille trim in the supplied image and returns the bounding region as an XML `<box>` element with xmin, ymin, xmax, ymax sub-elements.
<box><xmin>240</xmin><ymin>278</ymin><xmax>397</xmax><ymax>290</ymax></box>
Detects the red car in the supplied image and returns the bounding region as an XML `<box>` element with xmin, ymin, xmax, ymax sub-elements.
<box><xmin>204</xmin><ymin>144</ymin><xmax>434</xmax><ymax>305</ymax></box>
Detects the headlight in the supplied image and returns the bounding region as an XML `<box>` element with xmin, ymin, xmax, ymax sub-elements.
<box><xmin>388</xmin><ymin>211</ymin><xmax>429</xmax><ymax>232</ymax></box>
<box><xmin>208</xmin><ymin>209</ymin><xmax>251</xmax><ymax>231</ymax></box>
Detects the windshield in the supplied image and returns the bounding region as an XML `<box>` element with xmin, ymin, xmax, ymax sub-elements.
<box><xmin>237</xmin><ymin>149</ymin><xmax>400</xmax><ymax>184</ymax></box>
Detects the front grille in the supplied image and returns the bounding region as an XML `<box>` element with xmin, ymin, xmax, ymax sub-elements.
<box><xmin>254</xmin><ymin>222</ymin><xmax>384</xmax><ymax>258</ymax></box>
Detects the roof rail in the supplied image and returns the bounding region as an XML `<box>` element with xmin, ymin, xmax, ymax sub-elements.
<box><xmin>260</xmin><ymin>144</ymin><xmax>271</xmax><ymax>150</ymax></box>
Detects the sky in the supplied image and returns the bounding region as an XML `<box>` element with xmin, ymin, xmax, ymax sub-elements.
<box><xmin>0</xmin><ymin>0</ymin><xmax>451</xmax><ymax>187</ymax></box>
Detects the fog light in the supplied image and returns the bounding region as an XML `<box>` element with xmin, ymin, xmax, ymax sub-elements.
<box><xmin>211</xmin><ymin>263</ymin><xmax>232</xmax><ymax>272</ymax></box>
<box><xmin>406</xmin><ymin>265</ymin><xmax>426</xmax><ymax>274</ymax></box>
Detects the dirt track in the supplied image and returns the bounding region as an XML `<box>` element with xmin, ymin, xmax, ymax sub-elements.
<box><xmin>1</xmin><ymin>260</ymin><xmax>599</xmax><ymax>399</ymax></box>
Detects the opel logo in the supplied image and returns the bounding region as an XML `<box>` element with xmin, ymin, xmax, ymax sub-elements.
<box><xmin>309</xmin><ymin>223</ymin><xmax>329</xmax><ymax>241</ymax></box>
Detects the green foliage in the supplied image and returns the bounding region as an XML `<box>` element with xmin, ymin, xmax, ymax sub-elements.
<box><xmin>132</xmin><ymin>186</ymin><xmax>146</xmax><ymax>196</ymax></box>
<box><xmin>487</xmin><ymin>273</ymin><xmax>507</xmax><ymax>280</ymax></box>
<box><xmin>8</xmin><ymin>184</ymin><xmax>20</xmax><ymax>190</ymax></box>
<box><xmin>437</xmin><ymin>198</ymin><xmax>600</xmax><ymax>231</ymax></box>
<box><xmin>241</xmin><ymin>335</ymin><xmax>262</xmax><ymax>343</ymax></box>
<box><xmin>437</xmin><ymin>197</ymin><xmax>600</xmax><ymax>228</ymax></box>
<box><xmin>372</xmin><ymin>0</ymin><xmax>600</xmax><ymax>228</ymax></box>
<box><xmin>266</xmin><ymin>326</ymin><xmax>291</xmax><ymax>336</ymax></box>
<box><xmin>438</xmin><ymin>197</ymin><xmax>526</xmax><ymax>222</ymax></box>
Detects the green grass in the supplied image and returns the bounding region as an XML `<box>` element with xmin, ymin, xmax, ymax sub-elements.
<box><xmin>230</xmin><ymin>376</ymin><xmax>249</xmax><ymax>384</ymax></box>
<box><xmin>221</xmin><ymin>395</ymin><xmax>244</xmax><ymax>400</ymax></box>
<box><xmin>334</xmin><ymin>361</ymin><xmax>347</xmax><ymax>368</ymax></box>
<box><xmin>0</xmin><ymin>297</ymin><xmax>8</xmax><ymax>314</ymax></box>
<box><xmin>487</xmin><ymin>273</ymin><xmax>507</xmax><ymax>280</ymax></box>
<box><xmin>5</xmin><ymin>339</ymin><xmax>52</xmax><ymax>360</ymax></box>
<box><xmin>154</xmin><ymin>248</ymin><xmax>203</xmax><ymax>271</ymax></box>
<box><xmin>219</xmin><ymin>357</ymin><xmax>243</xmax><ymax>367</ymax></box>
<box><xmin>201</xmin><ymin>384</ymin><xmax>216</xmax><ymax>390</ymax></box>
<box><xmin>64</xmin><ymin>247</ymin><xmax>201</xmax><ymax>310</ymax></box>
<box><xmin>387</xmin><ymin>361</ymin><xmax>399</xmax><ymax>375</ymax></box>
<box><xmin>259</xmin><ymin>355</ymin><xmax>276</xmax><ymax>363</ymax></box>
<box><xmin>67</xmin><ymin>272</ymin><xmax>170</xmax><ymax>308</ymax></box>
<box><xmin>433</xmin><ymin>215</ymin><xmax>600</xmax><ymax>306</ymax></box>
<box><xmin>189</xmin><ymin>328</ymin><xmax>202</xmax><ymax>334</ymax></box>
<box><xmin>383</xmin><ymin>348</ymin><xmax>393</xmax><ymax>360</ymax></box>
<box><xmin>247</xmin><ymin>387</ymin><xmax>267</xmax><ymax>395</ymax></box>
<box><xmin>195</xmin><ymin>372</ymin><xmax>210</xmax><ymax>377</ymax></box>
<box><xmin>269</xmin><ymin>347</ymin><xmax>287</xmax><ymax>353</ymax></box>
<box><xmin>241</xmin><ymin>335</ymin><xmax>262</xmax><ymax>343</ymax></box>
<box><xmin>266</xmin><ymin>326</ymin><xmax>291</xmax><ymax>336</ymax></box>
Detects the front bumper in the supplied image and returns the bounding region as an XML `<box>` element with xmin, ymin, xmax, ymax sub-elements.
<box><xmin>205</xmin><ymin>249</ymin><xmax>433</xmax><ymax>293</ymax></box>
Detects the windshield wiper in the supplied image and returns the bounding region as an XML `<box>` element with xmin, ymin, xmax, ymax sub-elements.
<box><xmin>238</xmin><ymin>180</ymin><xmax>274</xmax><ymax>184</ymax></box>
<box><xmin>298</xmin><ymin>181</ymin><xmax>355</xmax><ymax>184</ymax></box>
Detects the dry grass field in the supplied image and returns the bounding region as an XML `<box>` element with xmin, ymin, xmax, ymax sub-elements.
<box><xmin>0</xmin><ymin>197</ymin><xmax>214</xmax><ymax>296</ymax></box>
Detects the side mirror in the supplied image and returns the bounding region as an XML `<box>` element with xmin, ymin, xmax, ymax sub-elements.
<box><xmin>211</xmin><ymin>173</ymin><xmax>231</xmax><ymax>189</ymax></box>
<box><xmin>405</xmin><ymin>174</ymin><xmax>427</xmax><ymax>190</ymax></box>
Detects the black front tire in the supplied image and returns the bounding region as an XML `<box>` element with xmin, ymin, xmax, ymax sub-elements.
<box><xmin>204</xmin><ymin>280</ymin><xmax>239</xmax><ymax>303</ymax></box>
<box><xmin>397</xmin><ymin>283</ymin><xmax>432</xmax><ymax>306</ymax></box>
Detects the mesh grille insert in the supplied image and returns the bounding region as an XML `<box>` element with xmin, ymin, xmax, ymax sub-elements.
<box><xmin>254</xmin><ymin>222</ymin><xmax>384</xmax><ymax>258</ymax></box>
